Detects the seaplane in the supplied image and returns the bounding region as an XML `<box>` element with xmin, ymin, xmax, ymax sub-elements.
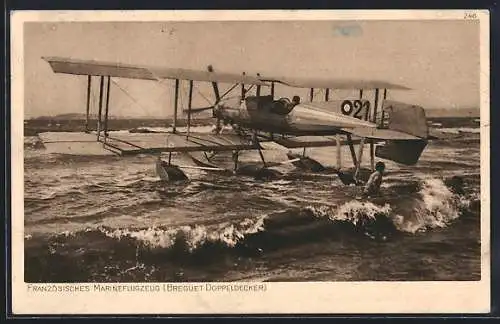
<box><xmin>40</xmin><ymin>56</ymin><xmax>433</xmax><ymax>185</ymax></box>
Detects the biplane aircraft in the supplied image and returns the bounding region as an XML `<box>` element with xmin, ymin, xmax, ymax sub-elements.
<box><xmin>40</xmin><ymin>56</ymin><xmax>432</xmax><ymax>184</ymax></box>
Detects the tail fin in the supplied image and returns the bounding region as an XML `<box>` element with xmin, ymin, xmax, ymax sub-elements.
<box><xmin>379</xmin><ymin>100</ymin><xmax>429</xmax><ymax>138</ymax></box>
<box><xmin>375</xmin><ymin>101</ymin><xmax>429</xmax><ymax>165</ymax></box>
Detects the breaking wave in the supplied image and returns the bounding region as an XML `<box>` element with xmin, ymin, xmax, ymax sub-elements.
<box><xmin>306</xmin><ymin>178</ymin><xmax>475</xmax><ymax>235</ymax></box>
<box><xmin>28</xmin><ymin>178</ymin><xmax>477</xmax><ymax>252</ymax></box>
<box><xmin>24</xmin><ymin>177</ymin><xmax>479</xmax><ymax>282</ymax></box>
<box><xmin>396</xmin><ymin>178</ymin><xmax>472</xmax><ymax>232</ymax></box>
<box><xmin>100</xmin><ymin>215</ymin><xmax>268</xmax><ymax>251</ymax></box>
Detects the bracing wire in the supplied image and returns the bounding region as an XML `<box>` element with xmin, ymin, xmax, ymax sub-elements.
<box><xmin>148</xmin><ymin>69</ymin><xmax>214</xmax><ymax>107</ymax></box>
<box><xmin>220</xmin><ymin>83</ymin><xmax>239</xmax><ymax>100</ymax></box>
<box><xmin>110</xmin><ymin>78</ymin><xmax>153</xmax><ymax>113</ymax></box>
<box><xmin>194</xmin><ymin>87</ymin><xmax>214</xmax><ymax>106</ymax></box>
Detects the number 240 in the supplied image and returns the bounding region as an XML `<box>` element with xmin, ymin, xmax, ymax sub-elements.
<box><xmin>464</xmin><ymin>12</ymin><xmax>478</xmax><ymax>20</ymax></box>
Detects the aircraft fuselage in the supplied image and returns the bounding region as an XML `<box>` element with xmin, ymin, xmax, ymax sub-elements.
<box><xmin>215</xmin><ymin>95</ymin><xmax>375</xmax><ymax>136</ymax></box>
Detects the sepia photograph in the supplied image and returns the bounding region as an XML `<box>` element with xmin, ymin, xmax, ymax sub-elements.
<box><xmin>11</xmin><ymin>10</ymin><xmax>490</xmax><ymax>314</ymax></box>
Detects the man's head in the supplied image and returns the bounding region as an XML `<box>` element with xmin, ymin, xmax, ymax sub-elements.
<box><xmin>375</xmin><ymin>161</ymin><xmax>386</xmax><ymax>172</ymax></box>
<box><xmin>292</xmin><ymin>95</ymin><xmax>301</xmax><ymax>105</ymax></box>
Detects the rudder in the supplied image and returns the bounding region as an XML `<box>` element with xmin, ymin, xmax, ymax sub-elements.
<box><xmin>375</xmin><ymin>101</ymin><xmax>429</xmax><ymax>165</ymax></box>
<box><xmin>380</xmin><ymin>100</ymin><xmax>428</xmax><ymax>138</ymax></box>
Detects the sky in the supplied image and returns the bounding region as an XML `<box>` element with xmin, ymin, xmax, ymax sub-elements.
<box><xmin>23</xmin><ymin>19</ymin><xmax>480</xmax><ymax>118</ymax></box>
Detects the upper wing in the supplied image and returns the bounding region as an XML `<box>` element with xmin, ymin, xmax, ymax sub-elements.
<box><xmin>258</xmin><ymin>76</ymin><xmax>411</xmax><ymax>90</ymax></box>
<box><xmin>43</xmin><ymin>56</ymin><xmax>268</xmax><ymax>85</ymax></box>
<box><xmin>44</xmin><ymin>57</ymin><xmax>410</xmax><ymax>90</ymax></box>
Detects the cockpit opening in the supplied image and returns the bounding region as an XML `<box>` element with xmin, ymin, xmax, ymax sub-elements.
<box><xmin>245</xmin><ymin>94</ymin><xmax>301</xmax><ymax>116</ymax></box>
<box><xmin>269</xmin><ymin>95</ymin><xmax>301</xmax><ymax>115</ymax></box>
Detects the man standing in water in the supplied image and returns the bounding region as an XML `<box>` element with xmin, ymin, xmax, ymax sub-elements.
<box><xmin>362</xmin><ymin>161</ymin><xmax>386</xmax><ymax>197</ymax></box>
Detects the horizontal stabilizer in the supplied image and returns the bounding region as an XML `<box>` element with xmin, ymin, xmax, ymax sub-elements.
<box><xmin>342</xmin><ymin>127</ymin><xmax>421</xmax><ymax>140</ymax></box>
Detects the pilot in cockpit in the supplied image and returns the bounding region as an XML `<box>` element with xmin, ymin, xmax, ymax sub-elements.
<box><xmin>270</xmin><ymin>96</ymin><xmax>300</xmax><ymax>115</ymax></box>
<box><xmin>269</xmin><ymin>95</ymin><xmax>301</xmax><ymax>115</ymax></box>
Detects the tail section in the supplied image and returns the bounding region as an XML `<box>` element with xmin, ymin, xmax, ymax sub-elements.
<box><xmin>379</xmin><ymin>100</ymin><xmax>429</xmax><ymax>138</ymax></box>
<box><xmin>375</xmin><ymin>101</ymin><xmax>429</xmax><ymax>165</ymax></box>
<box><xmin>375</xmin><ymin>139</ymin><xmax>428</xmax><ymax>165</ymax></box>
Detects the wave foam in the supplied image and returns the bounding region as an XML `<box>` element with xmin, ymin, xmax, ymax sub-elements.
<box><xmin>35</xmin><ymin>178</ymin><xmax>476</xmax><ymax>257</ymax></box>
<box><xmin>99</xmin><ymin>214</ymin><xmax>267</xmax><ymax>251</ymax></box>
<box><xmin>392</xmin><ymin>178</ymin><xmax>468</xmax><ymax>233</ymax></box>
<box><xmin>440</xmin><ymin>127</ymin><xmax>480</xmax><ymax>134</ymax></box>
<box><xmin>304</xmin><ymin>178</ymin><xmax>473</xmax><ymax>235</ymax></box>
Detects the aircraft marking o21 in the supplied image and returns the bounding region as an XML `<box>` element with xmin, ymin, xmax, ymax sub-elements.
<box><xmin>341</xmin><ymin>99</ymin><xmax>370</xmax><ymax>120</ymax></box>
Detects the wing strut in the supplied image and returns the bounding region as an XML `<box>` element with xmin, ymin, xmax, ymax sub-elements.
<box><xmin>253</xmin><ymin>132</ymin><xmax>267</xmax><ymax>167</ymax></box>
<box><xmin>372</xmin><ymin>88</ymin><xmax>379</xmax><ymax>122</ymax></box>
<box><xmin>256</xmin><ymin>73</ymin><xmax>262</xmax><ymax>96</ymax></box>
<box><xmin>96</xmin><ymin>76</ymin><xmax>105</xmax><ymax>141</ymax></box>
<box><xmin>241</xmin><ymin>72</ymin><xmax>246</xmax><ymax>99</ymax></box>
<box><xmin>173</xmin><ymin>79</ymin><xmax>180</xmax><ymax>133</ymax></box>
<box><xmin>85</xmin><ymin>75</ymin><xmax>91</xmax><ymax>133</ymax></box>
<box><xmin>354</xmin><ymin>137</ymin><xmax>366</xmax><ymax>179</ymax></box>
<box><xmin>380</xmin><ymin>88</ymin><xmax>388</xmax><ymax>127</ymax></box>
<box><xmin>104</xmin><ymin>76</ymin><xmax>111</xmax><ymax>140</ymax></box>
<box><xmin>370</xmin><ymin>88</ymin><xmax>380</xmax><ymax>171</ymax></box>
<box><xmin>346</xmin><ymin>134</ymin><xmax>358</xmax><ymax>167</ymax></box>
<box><xmin>207</xmin><ymin>65</ymin><xmax>221</xmax><ymax>102</ymax></box>
<box><xmin>186</xmin><ymin>80</ymin><xmax>194</xmax><ymax>137</ymax></box>
<box><xmin>336</xmin><ymin>134</ymin><xmax>342</xmax><ymax>169</ymax></box>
